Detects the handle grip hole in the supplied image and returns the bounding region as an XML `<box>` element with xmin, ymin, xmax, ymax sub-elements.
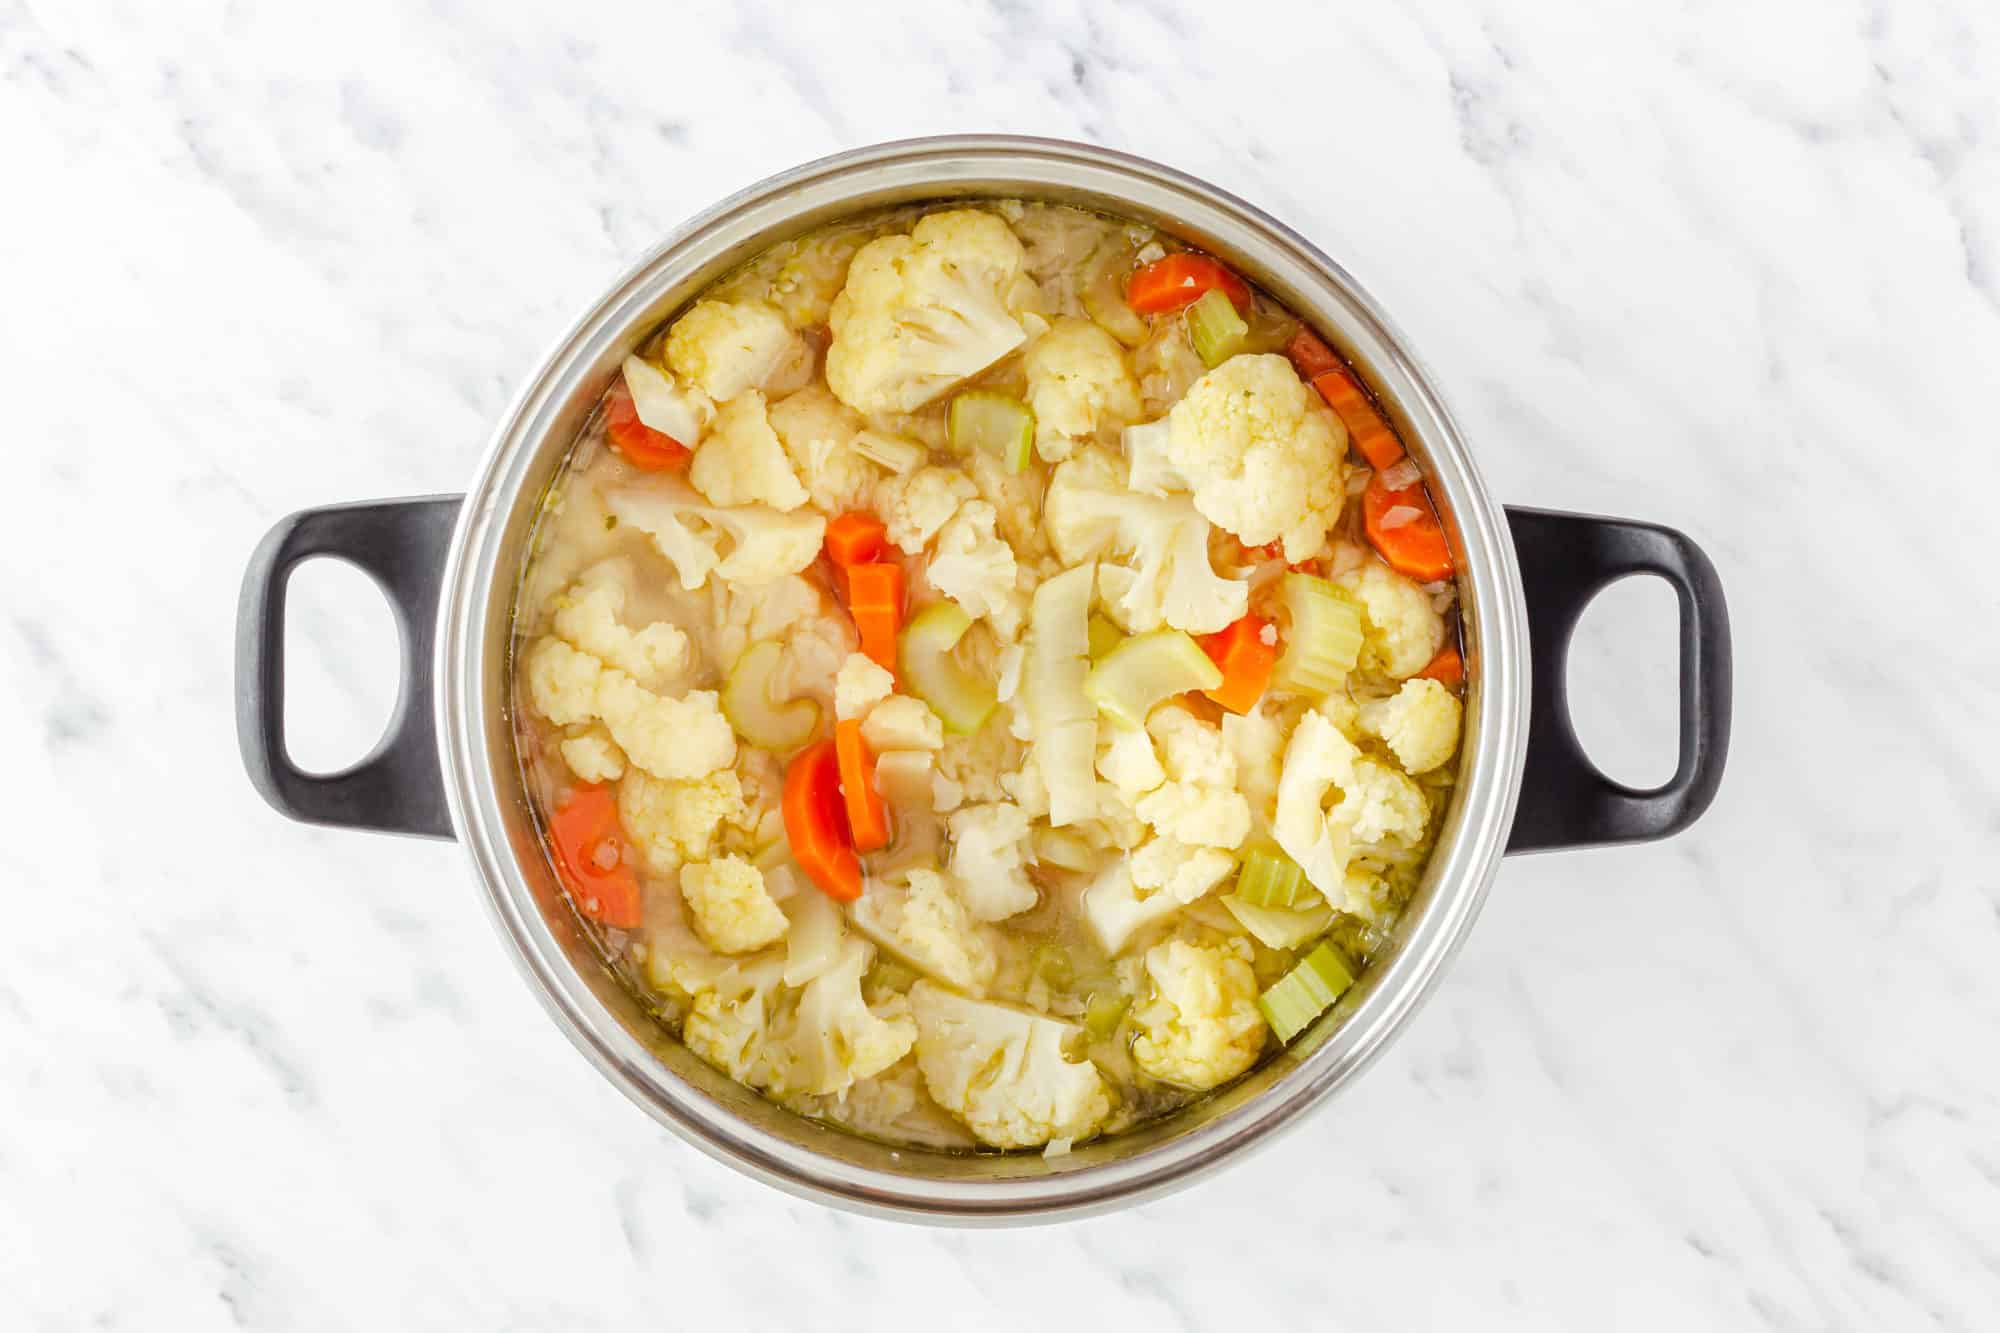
<box><xmin>1564</xmin><ymin>573</ymin><xmax>1681</xmax><ymax>791</ymax></box>
<box><xmin>282</xmin><ymin>557</ymin><xmax>402</xmax><ymax>777</ymax></box>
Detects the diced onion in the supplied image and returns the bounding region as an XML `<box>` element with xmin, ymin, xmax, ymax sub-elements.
<box><xmin>1380</xmin><ymin>458</ymin><xmax>1423</xmax><ymax>491</ymax></box>
<box><xmin>1378</xmin><ymin>504</ymin><xmax>1423</xmax><ymax>532</ymax></box>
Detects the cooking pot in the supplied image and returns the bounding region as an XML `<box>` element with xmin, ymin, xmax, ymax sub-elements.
<box><xmin>236</xmin><ymin>136</ymin><xmax>1730</xmax><ymax>1222</ymax></box>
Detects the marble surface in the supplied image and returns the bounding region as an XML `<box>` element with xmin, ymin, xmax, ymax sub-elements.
<box><xmin>3</xmin><ymin>0</ymin><xmax>1996</xmax><ymax>1327</ymax></box>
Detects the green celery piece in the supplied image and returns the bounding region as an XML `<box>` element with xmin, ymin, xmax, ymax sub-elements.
<box><xmin>948</xmin><ymin>391</ymin><xmax>1034</xmax><ymax>473</ymax></box>
<box><xmin>1221</xmin><ymin>893</ymin><xmax>1332</xmax><ymax>951</ymax></box>
<box><xmin>1083</xmin><ymin>990</ymin><xmax>1131</xmax><ymax>1038</ymax></box>
<box><xmin>1271</xmin><ymin>573</ymin><xmax>1363</xmax><ymax>697</ymax></box>
<box><xmin>1083</xmin><ymin>629</ymin><xmax>1222</xmax><ymax>729</ymax></box>
<box><xmin>1257</xmin><ymin>942</ymin><xmax>1356</xmax><ymax>1042</ymax></box>
<box><xmin>1186</xmin><ymin>287</ymin><xmax>1249</xmax><ymax>368</ymax></box>
<box><xmin>898</xmin><ymin>602</ymin><xmax>997</xmax><ymax>735</ymax></box>
<box><xmin>1235</xmin><ymin>844</ymin><xmax>1306</xmax><ymax>908</ymax></box>
<box><xmin>720</xmin><ymin>640</ymin><xmax>820</xmax><ymax>750</ymax></box>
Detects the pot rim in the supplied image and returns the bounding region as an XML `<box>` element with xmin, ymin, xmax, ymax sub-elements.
<box><xmin>435</xmin><ymin>134</ymin><xmax>1529</xmax><ymax>1222</ymax></box>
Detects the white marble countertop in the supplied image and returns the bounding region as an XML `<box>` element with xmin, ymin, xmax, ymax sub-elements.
<box><xmin>4</xmin><ymin>0</ymin><xmax>1996</xmax><ymax>1327</ymax></box>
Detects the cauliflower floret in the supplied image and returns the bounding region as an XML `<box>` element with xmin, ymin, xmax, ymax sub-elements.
<box><xmin>1221</xmin><ymin>706</ymin><xmax>1285</xmax><ymax>830</ymax></box>
<box><xmin>765</xmin><ymin>227</ymin><xmax>869</xmax><ymax>329</ymax></box>
<box><xmin>1166</xmin><ymin>354</ymin><xmax>1346</xmax><ymax>562</ymax></box>
<box><xmin>1044</xmin><ymin>447</ymin><xmax>1248</xmax><ymax>635</ymax></box>
<box><xmin>1359</xmin><ymin>678</ymin><xmax>1462</xmax><ymax>773</ymax></box>
<box><xmin>947</xmin><ymin>802</ymin><xmax>1038</xmax><ymax>921</ymax></box>
<box><xmin>681</xmin><ymin>855</ymin><xmax>790</xmax><ymax>955</ymax></box>
<box><xmin>688</xmin><ymin>391</ymin><xmax>809</xmax><ymax>512</ymax></box>
<box><xmin>1082</xmin><ymin>860</ymin><xmax>1204</xmax><ymax>954</ymax></box>
<box><xmin>849</xmin><ymin>867</ymin><xmax>997</xmax><ymax>993</ymax></box>
<box><xmin>934</xmin><ymin>722</ymin><xmax>1021</xmax><ymax>807</ymax></box>
<box><xmin>620</xmin><ymin>355</ymin><xmax>714</xmax><ymax>451</ymax></box>
<box><xmin>908</xmin><ymin>982</ymin><xmax>1112</xmax><ymax>1149</ymax></box>
<box><xmin>618</xmin><ymin>769</ymin><xmax>749</xmax><ymax>873</ymax></box>
<box><xmin>1274</xmin><ymin>710</ymin><xmax>1429</xmax><ymax>896</ymax></box>
<box><xmin>525</xmin><ymin>638</ymin><xmax>736</xmax><ymax>781</ymax></box>
<box><xmin>767</xmin><ymin>383</ymin><xmax>882</xmax><ymax>515</ymax></box>
<box><xmin>1023</xmin><ymin>317</ymin><xmax>1142</xmax><ymax>462</ymax></box>
<box><xmin>1131</xmin><ymin>838</ymin><xmax>1236</xmax><ymax>903</ymax></box>
<box><xmin>925</xmin><ymin>500</ymin><xmax>1024</xmax><ymax>638</ymax></box>
<box><xmin>1130</xmin><ymin>707</ymin><xmax>1251</xmax><ymax>850</ymax></box>
<box><xmin>1148</xmin><ymin>706</ymin><xmax>1238</xmax><ymax>787</ymax></box>
<box><xmin>681</xmin><ymin>952</ymin><xmax>790</xmax><ymax>1086</ymax></box>
<box><xmin>861</xmin><ymin>696</ymin><xmax>944</xmax><ymax>752</ymax></box>
<box><xmin>665</xmin><ymin>299</ymin><xmax>804</xmax><ymax>402</ymax></box>
<box><xmin>833</xmin><ymin>652</ymin><xmax>896</xmax><ymax>721</ymax></box>
<box><xmin>606</xmin><ymin>481</ymin><xmax>825</xmax><ymax>591</ymax></box>
<box><xmin>550</xmin><ymin>559</ymin><xmax>690</xmax><ymax>688</ymax></box>
<box><xmin>639</xmin><ymin>882</ymin><xmax>734</xmax><ymax>1002</ymax></box>
<box><xmin>1096</xmin><ymin>725</ymin><xmax>1166</xmax><ymax>800</ymax></box>
<box><xmin>825</xmin><ymin>209</ymin><xmax>1036</xmax><ymax>415</ymax></box>
<box><xmin>559</xmin><ymin>727</ymin><xmax>627</xmax><ymax>783</ymax></box>
<box><xmin>1130</xmin><ymin>935</ymin><xmax>1267</xmax><ymax>1090</ymax></box>
<box><xmin>872</xmin><ymin>465</ymin><xmax>979</xmax><ymax>554</ymax></box>
<box><xmin>785</xmin><ymin>937</ymin><xmax>917</xmax><ymax>1096</ymax></box>
<box><xmin>1343</xmin><ymin>561</ymin><xmax>1447</xmax><ymax>679</ymax></box>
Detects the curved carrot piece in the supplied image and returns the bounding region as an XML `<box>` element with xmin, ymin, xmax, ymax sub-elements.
<box><xmin>844</xmin><ymin>561</ymin><xmax>904</xmax><ymax>676</ymax></box>
<box><xmin>834</xmin><ymin>720</ymin><xmax>890</xmax><ymax>853</ymax></box>
<box><xmin>1285</xmin><ymin>327</ymin><xmax>1344</xmax><ymax>381</ymax></box>
<box><xmin>547</xmin><ymin>784</ymin><xmax>643</xmax><ymax>928</ymax></box>
<box><xmin>603</xmin><ymin>383</ymin><xmax>691</xmax><ymax>471</ymax></box>
<box><xmin>783</xmin><ymin>739</ymin><xmax>861</xmax><ymax>901</ymax></box>
<box><xmin>1312</xmin><ymin>369</ymin><xmax>1405</xmax><ymax>472</ymax></box>
<box><xmin>1363</xmin><ymin>474</ymin><xmax>1456</xmax><ymax>583</ymax></box>
<box><xmin>1125</xmin><ymin>253</ymin><xmax>1251</xmax><ymax>314</ymax></box>
<box><xmin>1200</xmin><ymin>615</ymin><xmax>1277</xmax><ymax>714</ymax></box>
<box><xmin>1417</xmin><ymin>645</ymin><xmax>1464</xmax><ymax>688</ymax></box>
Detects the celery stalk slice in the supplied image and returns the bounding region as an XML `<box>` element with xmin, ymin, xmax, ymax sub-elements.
<box><xmin>948</xmin><ymin>391</ymin><xmax>1034</xmax><ymax>473</ymax></box>
<box><xmin>1221</xmin><ymin>894</ymin><xmax>1331</xmax><ymax>951</ymax></box>
<box><xmin>898</xmin><ymin>602</ymin><xmax>997</xmax><ymax>735</ymax></box>
<box><xmin>1083</xmin><ymin>629</ymin><xmax>1222</xmax><ymax>729</ymax></box>
<box><xmin>721</xmin><ymin>640</ymin><xmax>820</xmax><ymax>750</ymax></box>
<box><xmin>1235</xmin><ymin>844</ymin><xmax>1306</xmax><ymax>908</ymax></box>
<box><xmin>1083</xmin><ymin>990</ymin><xmax>1131</xmax><ymax>1038</ymax></box>
<box><xmin>1186</xmin><ymin>288</ymin><xmax>1249</xmax><ymax>368</ymax></box>
<box><xmin>1271</xmin><ymin>573</ymin><xmax>1363</xmax><ymax>697</ymax></box>
<box><xmin>1257</xmin><ymin>941</ymin><xmax>1355</xmax><ymax>1042</ymax></box>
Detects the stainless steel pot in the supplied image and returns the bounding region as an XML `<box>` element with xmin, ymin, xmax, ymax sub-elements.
<box><xmin>237</xmin><ymin>136</ymin><xmax>1730</xmax><ymax>1223</ymax></box>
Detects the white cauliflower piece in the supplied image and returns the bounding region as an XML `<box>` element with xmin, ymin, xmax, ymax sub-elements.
<box><xmin>934</xmin><ymin>722</ymin><xmax>1021</xmax><ymax>807</ymax></box>
<box><xmin>849</xmin><ymin>867</ymin><xmax>997</xmax><ymax>993</ymax></box>
<box><xmin>665</xmin><ymin>299</ymin><xmax>804</xmax><ymax>402</ymax></box>
<box><xmin>621</xmin><ymin>355</ymin><xmax>713</xmax><ymax>450</ymax></box>
<box><xmin>1166</xmin><ymin>353</ymin><xmax>1346</xmax><ymax>561</ymax></box>
<box><xmin>525</xmin><ymin>638</ymin><xmax>736</xmax><ymax>781</ymax></box>
<box><xmin>872</xmin><ymin>465</ymin><xmax>979</xmax><ymax>554</ymax></box>
<box><xmin>862</xmin><ymin>696</ymin><xmax>945</xmax><ymax>752</ymax></box>
<box><xmin>688</xmin><ymin>391</ymin><xmax>809</xmax><ymax>512</ymax></box>
<box><xmin>1130</xmin><ymin>707</ymin><xmax>1251</xmax><ymax>850</ymax></box>
<box><xmin>550</xmin><ymin>560</ymin><xmax>690</xmax><ymax>689</ymax></box>
<box><xmin>618</xmin><ymin>769</ymin><xmax>749</xmax><ymax>874</ymax></box>
<box><xmin>825</xmin><ymin>209</ymin><xmax>1036</xmax><ymax>415</ymax></box>
<box><xmin>639</xmin><ymin>883</ymin><xmax>734</xmax><ymax>1001</ymax></box>
<box><xmin>1131</xmin><ymin>838</ymin><xmax>1236</xmax><ymax>903</ymax></box>
<box><xmin>1022</xmin><ymin>316</ymin><xmax>1142</xmax><ymax>462</ymax></box>
<box><xmin>681</xmin><ymin>855</ymin><xmax>789</xmax><ymax>955</ymax></box>
<box><xmin>681</xmin><ymin>952</ymin><xmax>791</xmax><ymax>1087</ymax></box>
<box><xmin>1096</xmin><ymin>724</ymin><xmax>1165</xmax><ymax>801</ymax></box>
<box><xmin>785</xmin><ymin>937</ymin><xmax>917</xmax><ymax>1096</ymax></box>
<box><xmin>1130</xmin><ymin>936</ymin><xmax>1267</xmax><ymax>1090</ymax></box>
<box><xmin>606</xmin><ymin>480</ymin><xmax>825</xmax><ymax>591</ymax></box>
<box><xmin>925</xmin><ymin>501</ymin><xmax>1024</xmax><ymax>638</ymax></box>
<box><xmin>560</xmin><ymin>728</ymin><xmax>626</xmax><ymax>783</ymax></box>
<box><xmin>947</xmin><ymin>802</ymin><xmax>1038</xmax><ymax>922</ymax></box>
<box><xmin>1123</xmin><ymin>416</ymin><xmax>1189</xmax><ymax>496</ymax></box>
<box><xmin>1043</xmin><ymin>448</ymin><xmax>1248</xmax><ymax>635</ymax></box>
<box><xmin>1082</xmin><ymin>861</ymin><xmax>1197</xmax><ymax>955</ymax></box>
<box><xmin>1221</xmin><ymin>706</ymin><xmax>1285</xmax><ymax>830</ymax></box>
<box><xmin>1358</xmin><ymin>678</ymin><xmax>1462</xmax><ymax>773</ymax></box>
<box><xmin>908</xmin><ymin>983</ymin><xmax>1112</xmax><ymax>1149</ymax></box>
<box><xmin>833</xmin><ymin>652</ymin><xmax>896</xmax><ymax>721</ymax></box>
<box><xmin>1343</xmin><ymin>561</ymin><xmax>1447</xmax><ymax>679</ymax></box>
<box><xmin>767</xmin><ymin>383</ymin><xmax>882</xmax><ymax>515</ymax></box>
<box><xmin>870</xmin><ymin>748</ymin><xmax>939</xmax><ymax>813</ymax></box>
<box><xmin>780</xmin><ymin>883</ymin><xmax>847</xmax><ymax>987</ymax></box>
<box><xmin>1274</xmin><ymin>710</ymin><xmax>1429</xmax><ymax>896</ymax></box>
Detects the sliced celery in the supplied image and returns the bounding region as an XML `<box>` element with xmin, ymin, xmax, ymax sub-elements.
<box><xmin>1083</xmin><ymin>990</ymin><xmax>1131</xmax><ymax>1038</ymax></box>
<box><xmin>1086</xmin><ymin>613</ymin><xmax>1124</xmax><ymax>661</ymax></box>
<box><xmin>1235</xmin><ymin>844</ymin><xmax>1306</xmax><ymax>908</ymax></box>
<box><xmin>949</xmin><ymin>391</ymin><xmax>1034</xmax><ymax>473</ymax></box>
<box><xmin>898</xmin><ymin>602</ymin><xmax>997</xmax><ymax>735</ymax></box>
<box><xmin>721</xmin><ymin>640</ymin><xmax>819</xmax><ymax>750</ymax></box>
<box><xmin>1222</xmin><ymin>894</ymin><xmax>1332</xmax><ymax>951</ymax></box>
<box><xmin>1271</xmin><ymin>573</ymin><xmax>1364</xmax><ymax>697</ymax></box>
<box><xmin>1083</xmin><ymin>629</ymin><xmax>1222</xmax><ymax>730</ymax></box>
<box><xmin>1186</xmin><ymin>288</ymin><xmax>1250</xmax><ymax>368</ymax></box>
<box><xmin>851</xmin><ymin>428</ymin><xmax>927</xmax><ymax>474</ymax></box>
<box><xmin>1257</xmin><ymin>942</ymin><xmax>1355</xmax><ymax>1042</ymax></box>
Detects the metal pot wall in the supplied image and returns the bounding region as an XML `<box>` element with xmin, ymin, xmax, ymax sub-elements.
<box><xmin>236</xmin><ymin>137</ymin><xmax>1730</xmax><ymax>1223</ymax></box>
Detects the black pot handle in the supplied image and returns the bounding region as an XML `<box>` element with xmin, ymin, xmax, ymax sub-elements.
<box><xmin>236</xmin><ymin>496</ymin><xmax>465</xmax><ymax>839</ymax></box>
<box><xmin>1504</xmin><ymin>506</ymin><xmax>1731</xmax><ymax>853</ymax></box>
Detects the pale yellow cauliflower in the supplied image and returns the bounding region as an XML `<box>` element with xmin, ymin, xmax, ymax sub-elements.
<box><xmin>548</xmin><ymin>560</ymin><xmax>689</xmax><ymax>689</ymax></box>
<box><xmin>785</xmin><ymin>938</ymin><xmax>918</xmax><ymax>1096</ymax></box>
<box><xmin>825</xmin><ymin>209</ymin><xmax>1037</xmax><ymax>415</ymax></box>
<box><xmin>926</xmin><ymin>500</ymin><xmax>1024</xmax><ymax>637</ymax></box>
<box><xmin>848</xmin><ymin>867</ymin><xmax>997</xmax><ymax>993</ymax></box>
<box><xmin>559</xmin><ymin>727</ymin><xmax>626</xmax><ymax>783</ymax></box>
<box><xmin>908</xmin><ymin>983</ymin><xmax>1112</xmax><ymax>1149</ymax></box>
<box><xmin>833</xmin><ymin>652</ymin><xmax>896</xmax><ymax>721</ymax></box>
<box><xmin>860</xmin><ymin>696</ymin><xmax>945</xmax><ymax>752</ymax></box>
<box><xmin>872</xmin><ymin>465</ymin><xmax>978</xmax><ymax>553</ymax></box>
<box><xmin>1359</xmin><ymin>678</ymin><xmax>1462</xmax><ymax>773</ymax></box>
<box><xmin>1274</xmin><ymin>710</ymin><xmax>1429</xmax><ymax>896</ymax></box>
<box><xmin>1343</xmin><ymin>561</ymin><xmax>1447</xmax><ymax>679</ymax></box>
<box><xmin>666</xmin><ymin>299</ymin><xmax>804</xmax><ymax>402</ymax></box>
<box><xmin>688</xmin><ymin>391</ymin><xmax>809</xmax><ymax>511</ymax></box>
<box><xmin>524</xmin><ymin>637</ymin><xmax>736</xmax><ymax>781</ymax></box>
<box><xmin>617</xmin><ymin>768</ymin><xmax>749</xmax><ymax>873</ymax></box>
<box><xmin>766</xmin><ymin>383</ymin><xmax>882</xmax><ymax>515</ymax></box>
<box><xmin>1023</xmin><ymin>316</ymin><xmax>1142</xmax><ymax>462</ymax></box>
<box><xmin>1096</xmin><ymin>724</ymin><xmax>1166</xmax><ymax>801</ymax></box>
<box><xmin>1166</xmin><ymin>354</ymin><xmax>1346</xmax><ymax>562</ymax></box>
<box><xmin>606</xmin><ymin>481</ymin><xmax>825</xmax><ymax>591</ymax></box>
<box><xmin>1130</xmin><ymin>707</ymin><xmax>1251</xmax><ymax>850</ymax></box>
<box><xmin>681</xmin><ymin>855</ymin><xmax>790</xmax><ymax>955</ymax></box>
<box><xmin>947</xmin><ymin>802</ymin><xmax>1038</xmax><ymax>921</ymax></box>
<box><xmin>1130</xmin><ymin>837</ymin><xmax>1236</xmax><ymax>903</ymax></box>
<box><xmin>1130</xmin><ymin>936</ymin><xmax>1267</xmax><ymax>1090</ymax></box>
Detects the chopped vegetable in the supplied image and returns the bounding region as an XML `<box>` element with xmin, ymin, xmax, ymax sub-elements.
<box><xmin>1081</xmin><ymin>254</ymin><xmax>1150</xmax><ymax>347</ymax></box>
<box><xmin>1221</xmin><ymin>893</ymin><xmax>1332</xmax><ymax>951</ymax></box>
<box><xmin>547</xmin><ymin>784</ymin><xmax>643</xmax><ymax>928</ymax></box>
<box><xmin>1034</xmin><ymin>827</ymin><xmax>1097</xmax><ymax>872</ymax></box>
<box><xmin>1284</xmin><ymin>327</ymin><xmax>1344</xmax><ymax>382</ymax></box>
<box><xmin>1185</xmin><ymin>288</ymin><xmax>1249</xmax><ymax>368</ymax></box>
<box><xmin>1083</xmin><ymin>629</ymin><xmax>1223</xmax><ymax>729</ymax></box>
<box><xmin>1086</xmin><ymin>613</ymin><xmax>1124</xmax><ymax>661</ymax></box>
<box><xmin>1417</xmin><ymin>645</ymin><xmax>1464</xmax><ymax>688</ymax></box>
<box><xmin>1363</xmin><ymin>473</ymin><xmax>1456</xmax><ymax>583</ymax></box>
<box><xmin>1311</xmin><ymin>368</ymin><xmax>1405</xmax><ymax>472</ymax></box>
<box><xmin>1271</xmin><ymin>573</ymin><xmax>1364</xmax><ymax>697</ymax></box>
<box><xmin>844</xmin><ymin>561</ymin><xmax>904</xmax><ymax>675</ymax></box>
<box><xmin>1126</xmin><ymin>253</ymin><xmax>1251</xmax><ymax>315</ymax></box>
<box><xmin>824</xmin><ymin>511</ymin><xmax>887</xmax><ymax>567</ymax></box>
<box><xmin>1083</xmin><ymin>990</ymin><xmax>1130</xmax><ymax>1038</ymax></box>
<box><xmin>1024</xmin><ymin>563</ymin><xmax>1100</xmax><ymax>826</ymax></box>
<box><xmin>783</xmin><ymin>738</ymin><xmax>862</xmax><ymax>902</ymax></box>
<box><xmin>948</xmin><ymin>391</ymin><xmax>1035</xmax><ymax>472</ymax></box>
<box><xmin>1234</xmin><ymin>843</ymin><xmax>1306</xmax><ymax>908</ymax></box>
<box><xmin>851</xmin><ymin>428</ymin><xmax>928</xmax><ymax>475</ymax></box>
<box><xmin>834</xmin><ymin>719</ymin><xmax>890</xmax><ymax>853</ymax></box>
<box><xmin>604</xmin><ymin>381</ymin><xmax>692</xmax><ymax>472</ymax></box>
<box><xmin>620</xmin><ymin>355</ymin><xmax>710</xmax><ymax>451</ymax></box>
<box><xmin>898</xmin><ymin>601</ymin><xmax>998</xmax><ymax>735</ymax></box>
<box><xmin>721</xmin><ymin>641</ymin><xmax>821</xmax><ymax>751</ymax></box>
<box><xmin>1257</xmin><ymin>941</ymin><xmax>1355</xmax><ymax>1042</ymax></box>
<box><xmin>1198</xmin><ymin>614</ymin><xmax>1277</xmax><ymax>714</ymax></box>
